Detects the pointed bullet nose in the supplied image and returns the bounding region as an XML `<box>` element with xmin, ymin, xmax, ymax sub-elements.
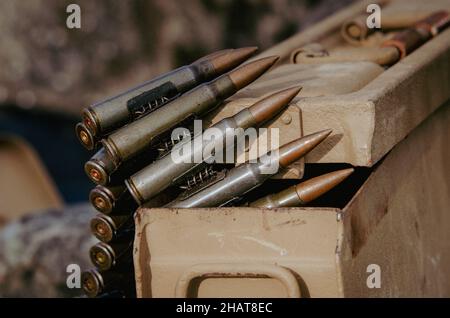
<box><xmin>329</xmin><ymin>168</ymin><xmax>355</xmax><ymax>181</ymax></box>
<box><xmin>295</xmin><ymin>168</ymin><xmax>354</xmax><ymax>203</ymax></box>
<box><xmin>194</xmin><ymin>48</ymin><xmax>233</xmax><ymax>63</ymax></box>
<box><xmin>210</xmin><ymin>46</ymin><xmax>259</xmax><ymax>73</ymax></box>
<box><xmin>278</xmin><ymin>129</ymin><xmax>332</xmax><ymax>167</ymax></box>
<box><xmin>228</xmin><ymin>55</ymin><xmax>279</xmax><ymax>90</ymax></box>
<box><xmin>248</xmin><ymin>86</ymin><xmax>302</xmax><ymax>124</ymax></box>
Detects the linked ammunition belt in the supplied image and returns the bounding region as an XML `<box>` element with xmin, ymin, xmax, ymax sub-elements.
<box><xmin>75</xmin><ymin>10</ymin><xmax>449</xmax><ymax>298</ymax></box>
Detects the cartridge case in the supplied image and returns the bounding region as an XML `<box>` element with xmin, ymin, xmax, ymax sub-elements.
<box><xmin>382</xmin><ymin>10</ymin><xmax>450</xmax><ymax>59</ymax></box>
<box><xmin>90</xmin><ymin>185</ymin><xmax>137</xmax><ymax>216</ymax></box>
<box><xmin>89</xmin><ymin>241</ymin><xmax>134</xmax><ymax>271</ymax></box>
<box><xmin>90</xmin><ymin>214</ymin><xmax>134</xmax><ymax>243</ymax></box>
<box><xmin>85</xmin><ymin>146</ymin><xmax>156</xmax><ymax>186</ymax></box>
<box><xmin>82</xmin><ymin>269</ymin><xmax>135</xmax><ymax>298</ymax></box>
<box><xmin>75</xmin><ymin>122</ymin><xmax>97</xmax><ymax>151</ymax></box>
<box><xmin>84</xmin><ymin>148</ymin><xmax>116</xmax><ymax>185</ymax></box>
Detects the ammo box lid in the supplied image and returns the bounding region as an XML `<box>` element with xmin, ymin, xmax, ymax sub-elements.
<box><xmin>212</xmin><ymin>0</ymin><xmax>450</xmax><ymax>168</ymax></box>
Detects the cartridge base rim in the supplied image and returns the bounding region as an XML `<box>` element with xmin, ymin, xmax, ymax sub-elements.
<box><xmin>84</xmin><ymin>161</ymin><xmax>109</xmax><ymax>185</ymax></box>
<box><xmin>75</xmin><ymin>123</ymin><xmax>96</xmax><ymax>150</ymax></box>
<box><xmin>82</xmin><ymin>108</ymin><xmax>100</xmax><ymax>136</ymax></box>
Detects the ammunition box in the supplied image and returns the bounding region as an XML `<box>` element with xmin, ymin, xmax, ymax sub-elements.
<box><xmin>132</xmin><ymin>0</ymin><xmax>450</xmax><ymax>297</ymax></box>
<box><xmin>134</xmin><ymin>102</ymin><xmax>450</xmax><ymax>298</ymax></box>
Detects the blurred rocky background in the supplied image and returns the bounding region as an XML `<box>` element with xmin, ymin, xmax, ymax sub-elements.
<box><xmin>0</xmin><ymin>0</ymin><xmax>354</xmax><ymax>297</ymax></box>
<box><xmin>0</xmin><ymin>0</ymin><xmax>354</xmax><ymax>114</ymax></box>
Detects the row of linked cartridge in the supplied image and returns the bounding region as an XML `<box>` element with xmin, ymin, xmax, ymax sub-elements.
<box><xmin>76</xmin><ymin>47</ymin><xmax>354</xmax><ymax>298</ymax></box>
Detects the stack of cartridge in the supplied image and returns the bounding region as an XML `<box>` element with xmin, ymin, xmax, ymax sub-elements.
<box><xmin>75</xmin><ymin>46</ymin><xmax>355</xmax><ymax>297</ymax></box>
<box><xmin>75</xmin><ymin>47</ymin><xmax>279</xmax><ymax>297</ymax></box>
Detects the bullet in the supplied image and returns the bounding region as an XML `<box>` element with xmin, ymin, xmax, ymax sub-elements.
<box><xmin>84</xmin><ymin>148</ymin><xmax>116</xmax><ymax>185</ymax></box>
<box><xmin>77</xmin><ymin>47</ymin><xmax>258</xmax><ymax>150</ymax></box>
<box><xmin>85</xmin><ymin>146</ymin><xmax>156</xmax><ymax>186</ymax></box>
<box><xmin>90</xmin><ymin>241</ymin><xmax>133</xmax><ymax>271</ymax></box>
<box><xmin>126</xmin><ymin>86</ymin><xmax>302</xmax><ymax>205</ymax></box>
<box><xmin>90</xmin><ymin>214</ymin><xmax>134</xmax><ymax>243</ymax></box>
<box><xmin>249</xmin><ymin>168</ymin><xmax>354</xmax><ymax>208</ymax></box>
<box><xmin>102</xmin><ymin>55</ymin><xmax>279</xmax><ymax>174</ymax></box>
<box><xmin>90</xmin><ymin>185</ymin><xmax>137</xmax><ymax>215</ymax></box>
<box><xmin>75</xmin><ymin>122</ymin><xmax>96</xmax><ymax>151</ymax></box>
<box><xmin>382</xmin><ymin>11</ymin><xmax>450</xmax><ymax>60</ymax></box>
<box><xmin>195</xmin><ymin>48</ymin><xmax>233</xmax><ymax>62</ymax></box>
<box><xmin>166</xmin><ymin>129</ymin><xmax>332</xmax><ymax>208</ymax></box>
<box><xmin>82</xmin><ymin>269</ymin><xmax>134</xmax><ymax>298</ymax></box>
<box><xmin>341</xmin><ymin>15</ymin><xmax>375</xmax><ymax>45</ymax></box>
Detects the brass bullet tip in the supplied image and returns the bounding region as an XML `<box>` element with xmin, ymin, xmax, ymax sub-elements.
<box><xmin>278</xmin><ymin>129</ymin><xmax>332</xmax><ymax>167</ymax></box>
<box><xmin>210</xmin><ymin>46</ymin><xmax>259</xmax><ymax>74</ymax></box>
<box><xmin>228</xmin><ymin>55</ymin><xmax>279</xmax><ymax>90</ymax></box>
<box><xmin>90</xmin><ymin>187</ymin><xmax>114</xmax><ymax>214</ymax></box>
<box><xmin>75</xmin><ymin>122</ymin><xmax>95</xmax><ymax>150</ymax></box>
<box><xmin>85</xmin><ymin>160</ymin><xmax>108</xmax><ymax>185</ymax></box>
<box><xmin>295</xmin><ymin>168</ymin><xmax>354</xmax><ymax>203</ymax></box>
<box><xmin>249</xmin><ymin>86</ymin><xmax>302</xmax><ymax>124</ymax></box>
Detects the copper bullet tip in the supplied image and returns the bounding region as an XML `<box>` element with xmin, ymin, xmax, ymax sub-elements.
<box><xmin>295</xmin><ymin>168</ymin><xmax>354</xmax><ymax>203</ymax></box>
<box><xmin>194</xmin><ymin>48</ymin><xmax>233</xmax><ymax>63</ymax></box>
<box><xmin>210</xmin><ymin>46</ymin><xmax>259</xmax><ymax>74</ymax></box>
<box><xmin>228</xmin><ymin>55</ymin><xmax>279</xmax><ymax>90</ymax></box>
<box><xmin>278</xmin><ymin>129</ymin><xmax>332</xmax><ymax>167</ymax></box>
<box><xmin>249</xmin><ymin>86</ymin><xmax>302</xmax><ymax>124</ymax></box>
